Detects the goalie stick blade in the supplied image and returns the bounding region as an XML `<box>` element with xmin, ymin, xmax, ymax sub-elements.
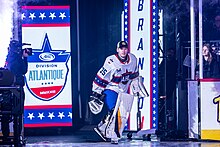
<box><xmin>94</xmin><ymin>127</ymin><xmax>107</xmax><ymax>142</ymax></box>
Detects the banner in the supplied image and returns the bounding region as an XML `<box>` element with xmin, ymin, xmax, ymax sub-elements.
<box><xmin>22</xmin><ymin>6</ymin><xmax>72</xmax><ymax>127</ymax></box>
<box><xmin>200</xmin><ymin>79</ymin><xmax>220</xmax><ymax>140</ymax></box>
<box><xmin>124</xmin><ymin>0</ymin><xmax>158</xmax><ymax>131</ymax></box>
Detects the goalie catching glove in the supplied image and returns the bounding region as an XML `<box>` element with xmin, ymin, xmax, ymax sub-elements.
<box><xmin>130</xmin><ymin>76</ymin><xmax>149</xmax><ymax>97</ymax></box>
<box><xmin>88</xmin><ymin>92</ymin><xmax>106</xmax><ymax>115</ymax></box>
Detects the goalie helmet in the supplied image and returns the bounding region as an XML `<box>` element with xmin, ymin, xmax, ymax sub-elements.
<box><xmin>88</xmin><ymin>97</ymin><xmax>104</xmax><ymax>115</ymax></box>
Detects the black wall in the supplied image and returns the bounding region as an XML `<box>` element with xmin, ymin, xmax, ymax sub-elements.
<box><xmin>78</xmin><ymin>0</ymin><xmax>123</xmax><ymax>124</ymax></box>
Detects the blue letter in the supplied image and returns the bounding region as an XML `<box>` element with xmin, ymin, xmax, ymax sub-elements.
<box><xmin>138</xmin><ymin>57</ymin><xmax>144</xmax><ymax>70</ymax></box>
<box><xmin>29</xmin><ymin>71</ymin><xmax>34</xmax><ymax>81</ymax></box>
<box><xmin>137</xmin><ymin>38</ymin><xmax>143</xmax><ymax>50</ymax></box>
<box><xmin>138</xmin><ymin>18</ymin><xmax>144</xmax><ymax>31</ymax></box>
<box><xmin>138</xmin><ymin>0</ymin><xmax>144</xmax><ymax>11</ymax></box>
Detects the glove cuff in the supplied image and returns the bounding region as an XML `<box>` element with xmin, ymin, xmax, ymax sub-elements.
<box><xmin>92</xmin><ymin>91</ymin><xmax>102</xmax><ymax>98</ymax></box>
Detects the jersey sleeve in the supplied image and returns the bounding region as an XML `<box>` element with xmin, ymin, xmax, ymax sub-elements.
<box><xmin>92</xmin><ymin>57</ymin><xmax>113</xmax><ymax>94</ymax></box>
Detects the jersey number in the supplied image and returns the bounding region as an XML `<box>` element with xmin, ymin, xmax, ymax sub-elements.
<box><xmin>100</xmin><ymin>67</ymin><xmax>107</xmax><ymax>76</ymax></box>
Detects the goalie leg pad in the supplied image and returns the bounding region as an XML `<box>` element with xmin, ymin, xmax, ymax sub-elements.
<box><xmin>105</xmin><ymin>92</ymin><xmax>134</xmax><ymax>139</ymax></box>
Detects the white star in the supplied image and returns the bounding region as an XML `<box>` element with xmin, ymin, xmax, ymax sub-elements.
<box><xmin>153</xmin><ymin>123</ymin><xmax>156</xmax><ymax>127</ymax></box>
<box><xmin>153</xmin><ymin>25</ymin><xmax>156</xmax><ymax>29</ymax></box>
<box><xmin>27</xmin><ymin>113</ymin><xmax>35</xmax><ymax>120</ymax></box>
<box><xmin>58</xmin><ymin>112</ymin><xmax>65</xmax><ymax>119</ymax></box>
<box><xmin>153</xmin><ymin>104</ymin><xmax>156</xmax><ymax>108</ymax></box>
<box><xmin>125</xmin><ymin>27</ymin><xmax>128</xmax><ymax>31</ymax></box>
<box><xmin>68</xmin><ymin>112</ymin><xmax>72</xmax><ymax>119</ymax></box>
<box><xmin>125</xmin><ymin>2</ymin><xmax>128</xmax><ymax>7</ymax></box>
<box><xmin>48</xmin><ymin>112</ymin><xmax>55</xmax><ymax>119</ymax></box>
<box><xmin>153</xmin><ymin>111</ymin><xmax>156</xmax><ymax>114</ymax></box>
<box><xmin>153</xmin><ymin>52</ymin><xmax>156</xmax><ymax>55</ymax></box>
<box><xmin>22</xmin><ymin>13</ymin><xmax>26</xmax><ymax>20</ymax></box>
<box><xmin>153</xmin><ymin>12</ymin><xmax>156</xmax><ymax>16</ymax></box>
<box><xmin>49</xmin><ymin>12</ymin><xmax>56</xmax><ymax>20</ymax></box>
<box><xmin>153</xmin><ymin>83</ymin><xmax>156</xmax><ymax>87</ymax></box>
<box><xmin>59</xmin><ymin>12</ymin><xmax>66</xmax><ymax>19</ymax></box>
<box><xmin>39</xmin><ymin>13</ymin><xmax>46</xmax><ymax>20</ymax></box>
<box><xmin>125</xmin><ymin>35</ymin><xmax>128</xmax><ymax>39</ymax></box>
<box><xmin>153</xmin><ymin>90</ymin><xmax>156</xmax><ymax>94</ymax></box>
<box><xmin>153</xmin><ymin>5</ymin><xmax>156</xmax><ymax>10</ymax></box>
<box><xmin>153</xmin><ymin>117</ymin><xmax>156</xmax><ymax>120</ymax></box>
<box><xmin>38</xmin><ymin>113</ymin><xmax>45</xmax><ymax>120</ymax></box>
<box><xmin>153</xmin><ymin>98</ymin><xmax>156</xmax><ymax>102</ymax></box>
<box><xmin>29</xmin><ymin>13</ymin><xmax>36</xmax><ymax>20</ymax></box>
<box><xmin>125</xmin><ymin>15</ymin><xmax>128</xmax><ymax>19</ymax></box>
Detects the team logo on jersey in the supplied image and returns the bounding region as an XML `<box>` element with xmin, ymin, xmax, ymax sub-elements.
<box><xmin>25</xmin><ymin>33</ymin><xmax>70</xmax><ymax>101</ymax></box>
<box><xmin>116</xmin><ymin>68</ymin><xmax>121</xmax><ymax>73</ymax></box>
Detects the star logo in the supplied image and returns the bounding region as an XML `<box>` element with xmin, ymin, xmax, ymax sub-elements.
<box><xmin>39</xmin><ymin>13</ymin><xmax>46</xmax><ymax>20</ymax></box>
<box><xmin>29</xmin><ymin>13</ymin><xmax>36</xmax><ymax>20</ymax></box>
<box><xmin>27</xmin><ymin>113</ymin><xmax>35</xmax><ymax>120</ymax></box>
<box><xmin>25</xmin><ymin>33</ymin><xmax>70</xmax><ymax>101</ymax></box>
<box><xmin>68</xmin><ymin>112</ymin><xmax>72</xmax><ymax>119</ymax></box>
<box><xmin>38</xmin><ymin>112</ymin><xmax>45</xmax><ymax>120</ymax></box>
<box><xmin>58</xmin><ymin>112</ymin><xmax>65</xmax><ymax>119</ymax></box>
<box><xmin>59</xmin><ymin>12</ymin><xmax>66</xmax><ymax>19</ymax></box>
<box><xmin>48</xmin><ymin>112</ymin><xmax>55</xmax><ymax>119</ymax></box>
<box><xmin>22</xmin><ymin>13</ymin><xmax>26</xmax><ymax>20</ymax></box>
<box><xmin>49</xmin><ymin>12</ymin><xmax>56</xmax><ymax>20</ymax></box>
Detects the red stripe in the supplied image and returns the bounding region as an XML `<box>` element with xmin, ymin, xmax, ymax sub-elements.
<box><xmin>24</xmin><ymin>105</ymin><xmax>72</xmax><ymax>109</ymax></box>
<box><xmin>128</xmin><ymin>0</ymin><xmax>130</xmax><ymax>53</ymax></box>
<box><xmin>127</xmin><ymin>115</ymin><xmax>130</xmax><ymax>130</ymax></box>
<box><xmin>150</xmin><ymin>0</ymin><xmax>153</xmax><ymax>129</ymax></box>
<box><xmin>24</xmin><ymin>123</ymin><xmax>72</xmax><ymax>128</ymax></box>
<box><xmin>113</xmin><ymin>75</ymin><xmax>122</xmax><ymax>78</ymax></box>
<box><xmin>22</xmin><ymin>6</ymin><xmax>70</xmax><ymax>10</ymax></box>
<box><xmin>111</xmin><ymin>81</ymin><xmax>120</xmax><ymax>84</ymax></box>
<box><xmin>141</xmin><ymin>116</ymin><xmax>144</xmax><ymax>129</ymax></box>
<box><xmin>200</xmin><ymin>78</ymin><xmax>220</xmax><ymax>82</ymax></box>
<box><xmin>22</xmin><ymin>24</ymin><xmax>70</xmax><ymax>27</ymax></box>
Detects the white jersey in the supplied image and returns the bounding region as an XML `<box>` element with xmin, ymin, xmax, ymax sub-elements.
<box><xmin>92</xmin><ymin>53</ymin><xmax>139</xmax><ymax>94</ymax></box>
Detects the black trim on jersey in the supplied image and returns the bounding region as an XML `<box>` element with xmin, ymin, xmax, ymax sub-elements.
<box><xmin>129</xmin><ymin>72</ymin><xmax>139</xmax><ymax>79</ymax></box>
